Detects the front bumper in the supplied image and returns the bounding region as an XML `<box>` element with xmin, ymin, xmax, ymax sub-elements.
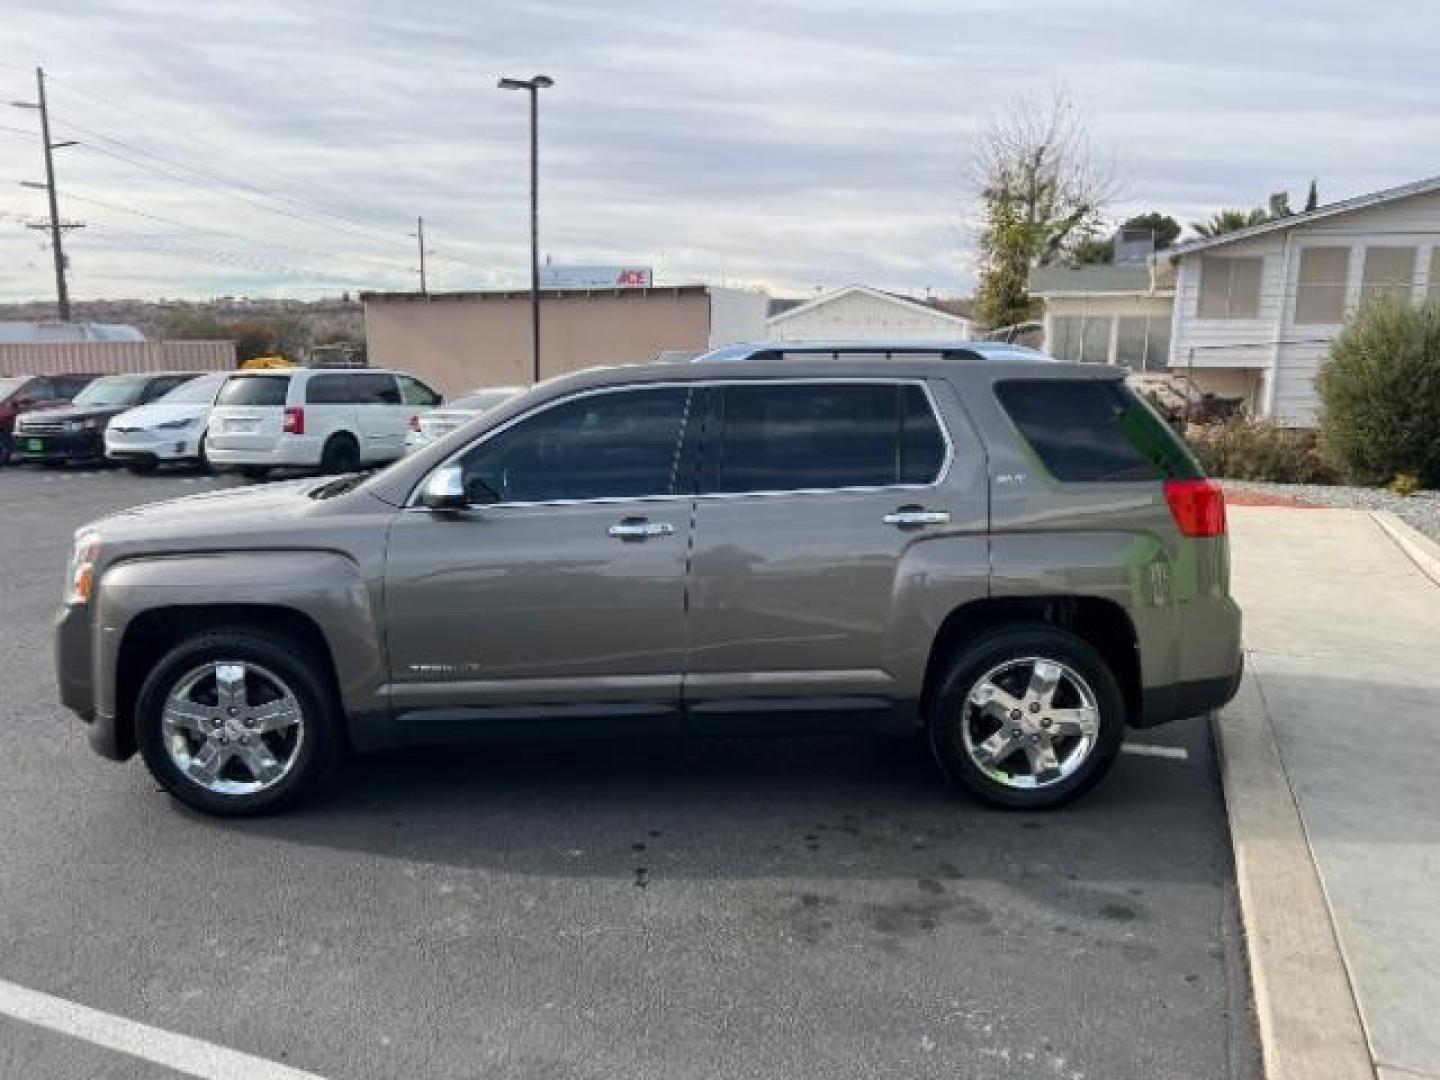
<box><xmin>106</xmin><ymin>428</ymin><xmax>203</xmax><ymax>463</ymax></box>
<box><xmin>54</xmin><ymin>602</ymin><xmax>128</xmax><ymax>760</ymax></box>
<box><xmin>12</xmin><ymin>429</ymin><xmax>105</xmax><ymax>464</ymax></box>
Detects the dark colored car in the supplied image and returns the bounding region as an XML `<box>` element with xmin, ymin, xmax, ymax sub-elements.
<box><xmin>57</xmin><ymin>343</ymin><xmax>1243</xmax><ymax>817</ymax></box>
<box><xmin>0</xmin><ymin>373</ymin><xmax>100</xmax><ymax>466</ymax></box>
<box><xmin>11</xmin><ymin>372</ymin><xmax>201</xmax><ymax>466</ymax></box>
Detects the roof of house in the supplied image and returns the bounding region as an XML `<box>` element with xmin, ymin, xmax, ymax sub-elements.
<box><xmin>1167</xmin><ymin>174</ymin><xmax>1440</xmax><ymax>258</ymax></box>
<box><xmin>765</xmin><ymin>285</ymin><xmax>972</xmax><ymax>327</ymax></box>
<box><xmin>1028</xmin><ymin>264</ymin><xmax>1161</xmax><ymax>296</ymax></box>
<box><xmin>0</xmin><ymin>321</ymin><xmax>145</xmax><ymax>343</ymax></box>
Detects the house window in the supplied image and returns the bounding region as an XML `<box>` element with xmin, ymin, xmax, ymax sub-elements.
<box><xmin>1115</xmin><ymin>318</ymin><xmax>1147</xmax><ymax>370</ymax></box>
<box><xmin>1360</xmin><ymin>246</ymin><xmax>1416</xmax><ymax>307</ymax></box>
<box><xmin>1294</xmin><ymin>247</ymin><xmax>1350</xmax><ymax>324</ymax></box>
<box><xmin>1145</xmin><ymin>315</ymin><xmax>1171</xmax><ymax>371</ymax></box>
<box><xmin>1049</xmin><ymin>316</ymin><xmax>1083</xmax><ymax>362</ymax></box>
<box><xmin>1430</xmin><ymin>249</ymin><xmax>1440</xmax><ymax>303</ymax></box>
<box><xmin>1198</xmin><ymin>256</ymin><xmax>1263</xmax><ymax>319</ymax></box>
<box><xmin>1080</xmin><ymin>315</ymin><xmax>1112</xmax><ymax>364</ymax></box>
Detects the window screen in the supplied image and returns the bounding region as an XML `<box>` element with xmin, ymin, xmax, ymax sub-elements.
<box><xmin>1145</xmin><ymin>315</ymin><xmax>1171</xmax><ymax>371</ymax></box>
<box><xmin>1115</xmin><ymin>317</ymin><xmax>1147</xmax><ymax>370</ymax></box>
<box><xmin>1198</xmin><ymin>256</ymin><xmax>1263</xmax><ymax>319</ymax></box>
<box><xmin>1049</xmin><ymin>317</ymin><xmax>1083</xmax><ymax>362</ymax></box>
<box><xmin>1430</xmin><ymin>249</ymin><xmax>1440</xmax><ymax>303</ymax></box>
<box><xmin>1360</xmin><ymin>246</ymin><xmax>1415</xmax><ymax>307</ymax></box>
<box><xmin>1294</xmin><ymin>247</ymin><xmax>1350</xmax><ymax>324</ymax></box>
<box><xmin>1080</xmin><ymin>316</ymin><xmax>1112</xmax><ymax>364</ymax></box>
<box><xmin>995</xmin><ymin>379</ymin><xmax>1202</xmax><ymax>483</ymax></box>
<box><xmin>706</xmin><ymin>382</ymin><xmax>944</xmax><ymax>493</ymax></box>
<box><xmin>458</xmin><ymin>387</ymin><xmax>692</xmax><ymax>503</ymax></box>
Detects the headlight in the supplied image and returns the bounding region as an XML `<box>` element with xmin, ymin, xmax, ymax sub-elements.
<box><xmin>156</xmin><ymin>417</ymin><xmax>195</xmax><ymax>431</ymax></box>
<box><xmin>66</xmin><ymin>532</ymin><xmax>101</xmax><ymax>605</ymax></box>
<box><xmin>63</xmin><ymin>420</ymin><xmax>83</xmax><ymax>433</ymax></box>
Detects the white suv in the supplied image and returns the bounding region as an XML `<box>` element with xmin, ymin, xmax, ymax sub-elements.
<box><xmin>206</xmin><ymin>368</ymin><xmax>442</xmax><ymax>478</ymax></box>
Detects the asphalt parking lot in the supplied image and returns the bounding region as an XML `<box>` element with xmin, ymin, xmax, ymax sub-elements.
<box><xmin>0</xmin><ymin>465</ymin><xmax>1259</xmax><ymax>1080</ymax></box>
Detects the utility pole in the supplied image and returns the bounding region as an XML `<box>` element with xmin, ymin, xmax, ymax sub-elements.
<box><xmin>412</xmin><ymin>215</ymin><xmax>428</xmax><ymax>294</ymax></box>
<box><xmin>11</xmin><ymin>66</ymin><xmax>80</xmax><ymax>321</ymax></box>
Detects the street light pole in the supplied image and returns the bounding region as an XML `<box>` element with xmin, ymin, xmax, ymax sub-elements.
<box><xmin>498</xmin><ymin>74</ymin><xmax>553</xmax><ymax>384</ymax></box>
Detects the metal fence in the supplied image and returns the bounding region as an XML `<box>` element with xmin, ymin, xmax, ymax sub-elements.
<box><xmin>0</xmin><ymin>340</ymin><xmax>236</xmax><ymax>376</ymax></box>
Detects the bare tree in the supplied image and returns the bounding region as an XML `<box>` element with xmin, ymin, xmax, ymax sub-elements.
<box><xmin>971</xmin><ymin>92</ymin><xmax>1116</xmax><ymax>329</ymax></box>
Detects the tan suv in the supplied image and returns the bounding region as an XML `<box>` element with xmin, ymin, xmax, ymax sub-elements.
<box><xmin>55</xmin><ymin>344</ymin><xmax>1242</xmax><ymax>816</ymax></box>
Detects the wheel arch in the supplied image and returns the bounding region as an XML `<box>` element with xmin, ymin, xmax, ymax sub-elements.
<box><xmin>920</xmin><ymin>596</ymin><xmax>1142</xmax><ymax>727</ymax></box>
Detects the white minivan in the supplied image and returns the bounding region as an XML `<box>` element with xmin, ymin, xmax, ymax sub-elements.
<box><xmin>206</xmin><ymin>368</ymin><xmax>442</xmax><ymax>478</ymax></box>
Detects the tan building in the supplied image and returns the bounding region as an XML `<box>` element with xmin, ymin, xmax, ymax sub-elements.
<box><xmin>361</xmin><ymin>285</ymin><xmax>768</xmax><ymax>395</ymax></box>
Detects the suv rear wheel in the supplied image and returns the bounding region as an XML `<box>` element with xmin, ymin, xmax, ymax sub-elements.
<box><xmin>928</xmin><ymin>625</ymin><xmax>1124</xmax><ymax>809</ymax></box>
<box><xmin>134</xmin><ymin>628</ymin><xmax>342</xmax><ymax>816</ymax></box>
<box><xmin>320</xmin><ymin>433</ymin><xmax>360</xmax><ymax>475</ymax></box>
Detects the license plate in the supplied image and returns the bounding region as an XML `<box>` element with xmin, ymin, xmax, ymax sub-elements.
<box><xmin>25</xmin><ymin>438</ymin><xmax>43</xmax><ymax>452</ymax></box>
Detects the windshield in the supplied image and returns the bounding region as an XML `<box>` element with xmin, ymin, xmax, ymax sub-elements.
<box><xmin>157</xmin><ymin>373</ymin><xmax>226</xmax><ymax>405</ymax></box>
<box><xmin>0</xmin><ymin>377</ymin><xmax>27</xmax><ymax>402</ymax></box>
<box><xmin>71</xmin><ymin>375</ymin><xmax>151</xmax><ymax>409</ymax></box>
<box><xmin>214</xmin><ymin>375</ymin><xmax>290</xmax><ymax>407</ymax></box>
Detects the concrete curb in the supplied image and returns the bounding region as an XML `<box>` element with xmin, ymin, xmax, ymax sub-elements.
<box><xmin>1212</xmin><ymin>664</ymin><xmax>1374</xmax><ymax>1080</ymax></box>
<box><xmin>1371</xmin><ymin>511</ymin><xmax>1440</xmax><ymax>587</ymax></box>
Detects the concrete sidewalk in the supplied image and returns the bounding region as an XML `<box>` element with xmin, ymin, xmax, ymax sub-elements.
<box><xmin>1225</xmin><ymin>507</ymin><xmax>1440</xmax><ymax>1080</ymax></box>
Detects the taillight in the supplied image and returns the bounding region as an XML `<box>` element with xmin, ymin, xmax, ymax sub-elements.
<box><xmin>1164</xmin><ymin>479</ymin><xmax>1227</xmax><ymax>537</ymax></box>
<box><xmin>283</xmin><ymin>406</ymin><xmax>305</xmax><ymax>435</ymax></box>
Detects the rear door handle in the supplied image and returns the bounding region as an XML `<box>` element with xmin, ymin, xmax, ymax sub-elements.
<box><xmin>608</xmin><ymin>518</ymin><xmax>676</xmax><ymax>540</ymax></box>
<box><xmin>883</xmin><ymin>507</ymin><xmax>951</xmax><ymax>527</ymax></box>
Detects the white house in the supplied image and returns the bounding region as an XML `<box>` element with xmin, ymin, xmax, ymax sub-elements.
<box><xmin>1029</xmin><ymin>262</ymin><xmax>1176</xmax><ymax>371</ymax></box>
<box><xmin>1166</xmin><ymin>175</ymin><xmax>1440</xmax><ymax>426</ymax></box>
<box><xmin>766</xmin><ymin>285</ymin><xmax>972</xmax><ymax>342</ymax></box>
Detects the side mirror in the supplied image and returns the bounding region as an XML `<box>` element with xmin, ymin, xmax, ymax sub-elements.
<box><xmin>420</xmin><ymin>466</ymin><xmax>469</xmax><ymax>511</ymax></box>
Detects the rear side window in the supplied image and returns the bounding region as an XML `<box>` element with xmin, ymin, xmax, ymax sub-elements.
<box><xmin>215</xmin><ymin>376</ymin><xmax>290</xmax><ymax>408</ymax></box>
<box><xmin>397</xmin><ymin>374</ymin><xmax>441</xmax><ymax>408</ymax></box>
<box><xmin>995</xmin><ymin>379</ymin><xmax>1202</xmax><ymax>482</ymax></box>
<box><xmin>307</xmin><ymin>374</ymin><xmax>355</xmax><ymax>404</ymax></box>
<box><xmin>353</xmin><ymin>372</ymin><xmax>402</xmax><ymax>404</ymax></box>
<box><xmin>705</xmin><ymin>382</ymin><xmax>946</xmax><ymax>494</ymax></box>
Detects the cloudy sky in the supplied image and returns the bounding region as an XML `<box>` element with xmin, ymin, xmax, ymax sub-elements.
<box><xmin>1</xmin><ymin>0</ymin><xmax>1436</xmax><ymax>304</ymax></box>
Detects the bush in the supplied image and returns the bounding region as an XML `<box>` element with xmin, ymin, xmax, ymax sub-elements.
<box><xmin>1186</xmin><ymin>418</ymin><xmax>1336</xmax><ymax>484</ymax></box>
<box><xmin>1318</xmin><ymin>299</ymin><xmax>1440</xmax><ymax>486</ymax></box>
<box><xmin>1390</xmin><ymin>472</ymin><xmax>1421</xmax><ymax>497</ymax></box>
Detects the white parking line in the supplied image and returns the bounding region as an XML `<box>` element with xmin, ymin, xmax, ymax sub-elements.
<box><xmin>0</xmin><ymin>977</ymin><xmax>327</xmax><ymax>1080</ymax></box>
<box><xmin>1121</xmin><ymin>742</ymin><xmax>1190</xmax><ymax>761</ymax></box>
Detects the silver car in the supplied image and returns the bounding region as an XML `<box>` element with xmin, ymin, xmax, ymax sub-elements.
<box><xmin>404</xmin><ymin>386</ymin><xmax>524</xmax><ymax>453</ymax></box>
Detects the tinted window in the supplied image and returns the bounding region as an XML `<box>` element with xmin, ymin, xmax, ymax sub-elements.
<box><xmin>397</xmin><ymin>374</ymin><xmax>441</xmax><ymax>408</ymax></box>
<box><xmin>215</xmin><ymin>376</ymin><xmax>291</xmax><ymax>408</ymax></box>
<box><xmin>353</xmin><ymin>373</ymin><xmax>401</xmax><ymax>405</ymax></box>
<box><xmin>306</xmin><ymin>374</ymin><xmax>353</xmax><ymax>404</ymax></box>
<box><xmin>995</xmin><ymin>379</ymin><xmax>1202</xmax><ymax>482</ymax></box>
<box><xmin>458</xmin><ymin>387</ymin><xmax>693</xmax><ymax>503</ymax></box>
<box><xmin>53</xmin><ymin>376</ymin><xmax>94</xmax><ymax>398</ymax></box>
<box><xmin>706</xmin><ymin>382</ymin><xmax>944</xmax><ymax>493</ymax></box>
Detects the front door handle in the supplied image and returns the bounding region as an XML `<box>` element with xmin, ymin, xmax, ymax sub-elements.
<box><xmin>883</xmin><ymin>506</ymin><xmax>951</xmax><ymax>527</ymax></box>
<box><xmin>608</xmin><ymin>517</ymin><xmax>676</xmax><ymax>541</ymax></box>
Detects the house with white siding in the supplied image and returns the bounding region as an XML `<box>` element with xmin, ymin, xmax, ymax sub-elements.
<box><xmin>766</xmin><ymin>285</ymin><xmax>972</xmax><ymax>342</ymax></box>
<box><xmin>1165</xmin><ymin>175</ymin><xmax>1440</xmax><ymax>426</ymax></box>
<box><xmin>1029</xmin><ymin>262</ymin><xmax>1176</xmax><ymax>371</ymax></box>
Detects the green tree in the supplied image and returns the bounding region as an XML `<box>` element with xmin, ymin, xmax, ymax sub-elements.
<box><xmin>1122</xmin><ymin>211</ymin><xmax>1181</xmax><ymax>249</ymax></box>
<box><xmin>1190</xmin><ymin>207</ymin><xmax>1270</xmax><ymax>238</ymax></box>
<box><xmin>1070</xmin><ymin>235</ymin><xmax>1114</xmax><ymax>265</ymax></box>
<box><xmin>1318</xmin><ymin>299</ymin><xmax>1440</xmax><ymax>486</ymax></box>
<box><xmin>971</xmin><ymin>92</ymin><xmax>1114</xmax><ymax>328</ymax></box>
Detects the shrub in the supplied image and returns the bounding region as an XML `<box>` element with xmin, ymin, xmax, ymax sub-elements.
<box><xmin>1389</xmin><ymin>472</ymin><xmax>1421</xmax><ymax>497</ymax></box>
<box><xmin>1186</xmin><ymin>418</ymin><xmax>1336</xmax><ymax>484</ymax></box>
<box><xmin>1317</xmin><ymin>299</ymin><xmax>1440</xmax><ymax>486</ymax></box>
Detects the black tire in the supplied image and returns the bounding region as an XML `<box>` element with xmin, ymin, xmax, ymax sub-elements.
<box><xmin>319</xmin><ymin>433</ymin><xmax>361</xmax><ymax>475</ymax></box>
<box><xmin>194</xmin><ymin>434</ymin><xmax>211</xmax><ymax>474</ymax></box>
<box><xmin>0</xmin><ymin>433</ymin><xmax>10</xmax><ymax>467</ymax></box>
<box><xmin>135</xmin><ymin>627</ymin><xmax>343</xmax><ymax>816</ymax></box>
<box><xmin>927</xmin><ymin>624</ymin><xmax>1125</xmax><ymax>810</ymax></box>
<box><xmin>239</xmin><ymin>465</ymin><xmax>270</xmax><ymax>481</ymax></box>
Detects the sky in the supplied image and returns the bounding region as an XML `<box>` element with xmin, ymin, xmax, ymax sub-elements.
<box><xmin>1</xmin><ymin>0</ymin><xmax>1437</xmax><ymax>304</ymax></box>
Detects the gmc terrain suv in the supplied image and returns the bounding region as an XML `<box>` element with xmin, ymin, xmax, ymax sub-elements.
<box><xmin>55</xmin><ymin>344</ymin><xmax>1242</xmax><ymax>816</ymax></box>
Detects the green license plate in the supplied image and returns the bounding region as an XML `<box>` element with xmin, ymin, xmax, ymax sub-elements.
<box><xmin>25</xmin><ymin>438</ymin><xmax>43</xmax><ymax>452</ymax></box>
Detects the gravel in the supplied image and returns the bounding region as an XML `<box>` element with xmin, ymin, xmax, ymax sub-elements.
<box><xmin>1221</xmin><ymin>480</ymin><xmax>1440</xmax><ymax>545</ymax></box>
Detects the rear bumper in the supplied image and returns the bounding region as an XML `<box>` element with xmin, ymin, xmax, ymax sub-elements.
<box><xmin>1137</xmin><ymin>662</ymin><xmax>1243</xmax><ymax>728</ymax></box>
<box><xmin>206</xmin><ymin>435</ymin><xmax>322</xmax><ymax>468</ymax></box>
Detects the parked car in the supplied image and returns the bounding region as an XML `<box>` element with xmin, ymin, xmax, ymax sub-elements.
<box><xmin>104</xmin><ymin>372</ymin><xmax>230</xmax><ymax>474</ymax></box>
<box><xmin>12</xmin><ymin>372</ymin><xmax>202</xmax><ymax>467</ymax></box>
<box><xmin>205</xmin><ymin>368</ymin><xmax>442</xmax><ymax>479</ymax></box>
<box><xmin>403</xmin><ymin>386</ymin><xmax>525</xmax><ymax>453</ymax></box>
<box><xmin>0</xmin><ymin>373</ymin><xmax>100</xmax><ymax>466</ymax></box>
<box><xmin>56</xmin><ymin>343</ymin><xmax>1242</xmax><ymax>817</ymax></box>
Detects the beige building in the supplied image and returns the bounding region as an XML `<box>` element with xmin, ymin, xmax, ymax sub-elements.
<box><xmin>361</xmin><ymin>285</ymin><xmax>767</xmax><ymax>395</ymax></box>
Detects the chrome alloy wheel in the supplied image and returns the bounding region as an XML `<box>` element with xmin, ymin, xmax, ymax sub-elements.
<box><xmin>960</xmin><ymin>656</ymin><xmax>1101</xmax><ymax>790</ymax></box>
<box><xmin>161</xmin><ymin>661</ymin><xmax>305</xmax><ymax>796</ymax></box>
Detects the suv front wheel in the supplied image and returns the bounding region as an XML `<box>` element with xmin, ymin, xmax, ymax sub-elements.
<box><xmin>135</xmin><ymin>627</ymin><xmax>342</xmax><ymax>816</ymax></box>
<box><xmin>928</xmin><ymin>626</ymin><xmax>1124</xmax><ymax>809</ymax></box>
